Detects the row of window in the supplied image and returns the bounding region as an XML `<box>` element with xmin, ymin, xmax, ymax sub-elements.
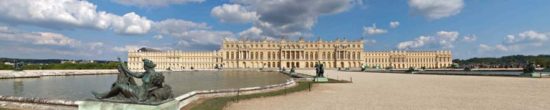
<box><xmin>365</xmin><ymin>57</ymin><xmax>451</xmax><ymax>63</ymax></box>
<box><xmin>224</xmin><ymin>51</ymin><xmax>362</xmax><ymax>60</ymax></box>
<box><xmin>224</xmin><ymin>43</ymin><xmax>362</xmax><ymax>48</ymax></box>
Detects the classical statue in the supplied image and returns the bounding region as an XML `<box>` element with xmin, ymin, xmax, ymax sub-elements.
<box><xmin>13</xmin><ymin>61</ymin><xmax>24</xmax><ymax>71</ymax></box>
<box><xmin>92</xmin><ymin>58</ymin><xmax>174</xmax><ymax>104</ymax></box>
<box><xmin>290</xmin><ymin>66</ymin><xmax>296</xmax><ymax>74</ymax></box>
<box><xmin>406</xmin><ymin>67</ymin><xmax>416</xmax><ymax>73</ymax></box>
<box><xmin>361</xmin><ymin>64</ymin><xmax>368</xmax><ymax>72</ymax></box>
<box><xmin>522</xmin><ymin>62</ymin><xmax>536</xmax><ymax>76</ymax></box>
<box><xmin>315</xmin><ymin>62</ymin><xmax>324</xmax><ymax>77</ymax></box>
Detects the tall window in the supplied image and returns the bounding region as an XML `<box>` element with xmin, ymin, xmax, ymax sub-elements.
<box><xmin>268</xmin><ymin>52</ymin><xmax>271</xmax><ymax>60</ymax></box>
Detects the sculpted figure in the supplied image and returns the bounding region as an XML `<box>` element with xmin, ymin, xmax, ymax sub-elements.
<box><xmin>290</xmin><ymin>66</ymin><xmax>296</xmax><ymax>74</ymax></box>
<box><xmin>315</xmin><ymin>62</ymin><xmax>324</xmax><ymax>77</ymax></box>
<box><xmin>92</xmin><ymin>58</ymin><xmax>173</xmax><ymax>104</ymax></box>
<box><xmin>521</xmin><ymin>62</ymin><xmax>536</xmax><ymax>77</ymax></box>
<box><xmin>14</xmin><ymin>62</ymin><xmax>24</xmax><ymax>71</ymax></box>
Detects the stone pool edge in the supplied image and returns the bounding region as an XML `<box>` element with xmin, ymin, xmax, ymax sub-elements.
<box><xmin>0</xmin><ymin>74</ymin><xmax>296</xmax><ymax>110</ymax></box>
<box><xmin>174</xmin><ymin>78</ymin><xmax>296</xmax><ymax>109</ymax></box>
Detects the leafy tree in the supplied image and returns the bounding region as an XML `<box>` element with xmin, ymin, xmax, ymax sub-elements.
<box><xmin>454</xmin><ymin>55</ymin><xmax>550</xmax><ymax>68</ymax></box>
<box><xmin>0</xmin><ymin>64</ymin><xmax>13</xmax><ymax>70</ymax></box>
<box><xmin>451</xmin><ymin>63</ymin><xmax>459</xmax><ymax>68</ymax></box>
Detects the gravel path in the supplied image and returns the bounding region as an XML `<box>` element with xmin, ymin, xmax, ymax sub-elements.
<box><xmin>226</xmin><ymin>70</ymin><xmax>550</xmax><ymax>110</ymax></box>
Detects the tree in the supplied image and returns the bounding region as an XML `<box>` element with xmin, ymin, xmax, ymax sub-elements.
<box><xmin>451</xmin><ymin>63</ymin><xmax>459</xmax><ymax>69</ymax></box>
<box><xmin>544</xmin><ymin>66</ymin><xmax>550</xmax><ymax>72</ymax></box>
<box><xmin>454</xmin><ymin>55</ymin><xmax>550</xmax><ymax>68</ymax></box>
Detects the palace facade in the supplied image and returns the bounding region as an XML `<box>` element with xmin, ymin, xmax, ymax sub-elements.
<box><xmin>127</xmin><ymin>48</ymin><xmax>221</xmax><ymax>70</ymax></box>
<box><xmin>128</xmin><ymin>38</ymin><xmax>452</xmax><ymax>70</ymax></box>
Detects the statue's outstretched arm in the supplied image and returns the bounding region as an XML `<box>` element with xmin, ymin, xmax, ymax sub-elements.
<box><xmin>118</xmin><ymin>57</ymin><xmax>144</xmax><ymax>78</ymax></box>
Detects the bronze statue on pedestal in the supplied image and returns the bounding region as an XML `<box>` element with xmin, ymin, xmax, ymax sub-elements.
<box><xmin>92</xmin><ymin>58</ymin><xmax>173</xmax><ymax>104</ymax></box>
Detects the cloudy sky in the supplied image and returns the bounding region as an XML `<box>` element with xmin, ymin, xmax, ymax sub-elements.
<box><xmin>0</xmin><ymin>0</ymin><xmax>549</xmax><ymax>60</ymax></box>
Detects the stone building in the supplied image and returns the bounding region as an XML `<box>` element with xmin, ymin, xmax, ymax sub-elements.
<box><xmin>220</xmin><ymin>38</ymin><xmax>364</xmax><ymax>69</ymax></box>
<box><xmin>363</xmin><ymin>50</ymin><xmax>452</xmax><ymax>69</ymax></box>
<box><xmin>127</xmin><ymin>48</ymin><xmax>221</xmax><ymax>70</ymax></box>
<box><xmin>127</xmin><ymin>39</ymin><xmax>452</xmax><ymax>70</ymax></box>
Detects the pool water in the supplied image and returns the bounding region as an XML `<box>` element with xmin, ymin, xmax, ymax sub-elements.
<box><xmin>0</xmin><ymin>71</ymin><xmax>290</xmax><ymax>101</ymax></box>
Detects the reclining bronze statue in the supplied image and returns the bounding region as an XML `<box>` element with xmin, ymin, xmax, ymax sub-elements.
<box><xmin>92</xmin><ymin>58</ymin><xmax>174</xmax><ymax>104</ymax></box>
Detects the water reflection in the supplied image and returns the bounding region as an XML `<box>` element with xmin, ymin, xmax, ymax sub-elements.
<box><xmin>0</xmin><ymin>71</ymin><xmax>289</xmax><ymax>101</ymax></box>
<box><xmin>13</xmin><ymin>79</ymin><xmax>23</xmax><ymax>96</ymax></box>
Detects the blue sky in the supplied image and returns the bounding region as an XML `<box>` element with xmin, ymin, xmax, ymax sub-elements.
<box><xmin>0</xmin><ymin>0</ymin><xmax>549</xmax><ymax>60</ymax></box>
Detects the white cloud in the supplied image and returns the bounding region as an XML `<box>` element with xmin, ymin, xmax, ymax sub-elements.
<box><xmin>397</xmin><ymin>31</ymin><xmax>459</xmax><ymax>50</ymax></box>
<box><xmin>479</xmin><ymin>30</ymin><xmax>550</xmax><ymax>53</ymax></box>
<box><xmin>478</xmin><ymin>44</ymin><xmax>492</xmax><ymax>52</ymax></box>
<box><xmin>238</xmin><ymin>27</ymin><xmax>273</xmax><ymax>40</ymax></box>
<box><xmin>505</xmin><ymin>30</ymin><xmax>548</xmax><ymax>45</ymax></box>
<box><xmin>462</xmin><ymin>35</ymin><xmax>477</xmax><ymax>42</ymax></box>
<box><xmin>390</xmin><ymin>21</ymin><xmax>400</xmax><ymax>28</ymax></box>
<box><xmin>152</xmin><ymin>19</ymin><xmax>235</xmax><ymax>50</ymax></box>
<box><xmin>0</xmin><ymin>25</ymin><xmax>107</xmax><ymax>57</ymax></box>
<box><xmin>216</xmin><ymin>0</ymin><xmax>354</xmax><ymax>39</ymax></box>
<box><xmin>211</xmin><ymin>4</ymin><xmax>258</xmax><ymax>23</ymax></box>
<box><xmin>34</xmin><ymin>32</ymin><xmax>81</xmax><ymax>46</ymax></box>
<box><xmin>111</xmin><ymin>12</ymin><xmax>152</xmax><ymax>35</ymax></box>
<box><xmin>112</xmin><ymin>0</ymin><xmax>204</xmax><ymax>7</ymax></box>
<box><xmin>88</xmin><ymin>42</ymin><xmax>104</xmax><ymax>50</ymax></box>
<box><xmin>0</xmin><ymin>0</ymin><xmax>153</xmax><ymax>35</ymax></box>
<box><xmin>364</xmin><ymin>39</ymin><xmax>377</xmax><ymax>45</ymax></box>
<box><xmin>397</xmin><ymin>36</ymin><xmax>432</xmax><ymax>50</ymax></box>
<box><xmin>478</xmin><ymin>44</ymin><xmax>510</xmax><ymax>52</ymax></box>
<box><xmin>154</xmin><ymin>35</ymin><xmax>164</xmax><ymax>39</ymax></box>
<box><xmin>113</xmin><ymin>45</ymin><xmax>143</xmax><ymax>52</ymax></box>
<box><xmin>0</xmin><ymin>26</ymin><xmax>80</xmax><ymax>46</ymax></box>
<box><xmin>154</xmin><ymin>19</ymin><xmax>210</xmax><ymax>35</ymax></box>
<box><xmin>174</xmin><ymin>30</ymin><xmax>235</xmax><ymax>49</ymax></box>
<box><xmin>436</xmin><ymin>31</ymin><xmax>459</xmax><ymax>48</ymax></box>
<box><xmin>363</xmin><ymin>24</ymin><xmax>387</xmax><ymax>36</ymax></box>
<box><xmin>495</xmin><ymin>44</ymin><xmax>509</xmax><ymax>51</ymax></box>
<box><xmin>408</xmin><ymin>0</ymin><xmax>464</xmax><ymax>20</ymax></box>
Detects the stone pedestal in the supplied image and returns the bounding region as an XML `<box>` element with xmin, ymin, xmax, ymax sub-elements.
<box><xmin>78</xmin><ymin>100</ymin><xmax>178</xmax><ymax>110</ymax></box>
<box><xmin>314</xmin><ymin>77</ymin><xmax>328</xmax><ymax>82</ymax></box>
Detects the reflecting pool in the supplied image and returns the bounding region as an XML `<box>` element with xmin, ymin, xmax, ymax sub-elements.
<box><xmin>0</xmin><ymin>71</ymin><xmax>290</xmax><ymax>101</ymax></box>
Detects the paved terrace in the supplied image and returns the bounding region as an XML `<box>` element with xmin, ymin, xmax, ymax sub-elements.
<box><xmin>227</xmin><ymin>70</ymin><xmax>550</xmax><ymax>110</ymax></box>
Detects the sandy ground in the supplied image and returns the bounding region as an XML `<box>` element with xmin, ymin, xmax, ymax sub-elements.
<box><xmin>226</xmin><ymin>70</ymin><xmax>550</xmax><ymax>110</ymax></box>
